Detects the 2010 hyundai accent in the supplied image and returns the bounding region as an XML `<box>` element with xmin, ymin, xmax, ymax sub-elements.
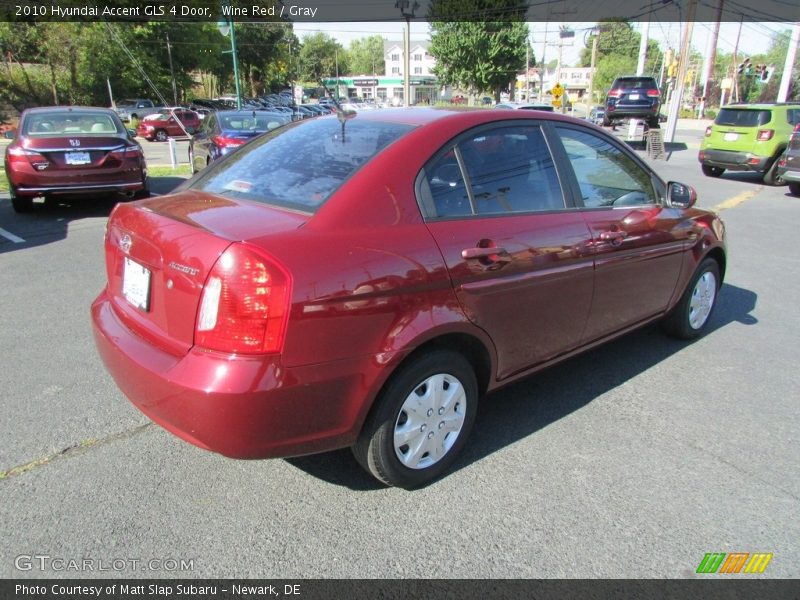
<box><xmin>91</xmin><ymin>108</ymin><xmax>726</xmax><ymax>488</ymax></box>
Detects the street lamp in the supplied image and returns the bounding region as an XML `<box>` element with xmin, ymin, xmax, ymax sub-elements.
<box><xmin>395</xmin><ymin>0</ymin><xmax>419</xmax><ymax>107</ymax></box>
<box><xmin>217</xmin><ymin>16</ymin><xmax>242</xmax><ymax>110</ymax></box>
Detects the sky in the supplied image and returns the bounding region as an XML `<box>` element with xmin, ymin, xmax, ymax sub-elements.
<box><xmin>293</xmin><ymin>20</ymin><xmax>793</xmax><ymax>67</ymax></box>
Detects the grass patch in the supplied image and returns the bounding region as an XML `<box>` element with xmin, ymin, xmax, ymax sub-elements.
<box><xmin>149</xmin><ymin>164</ymin><xmax>192</xmax><ymax>178</ymax></box>
<box><xmin>0</xmin><ymin>172</ymin><xmax>8</xmax><ymax>193</ymax></box>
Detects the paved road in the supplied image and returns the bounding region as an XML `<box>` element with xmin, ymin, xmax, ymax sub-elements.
<box><xmin>0</xmin><ymin>127</ymin><xmax>798</xmax><ymax>579</ymax></box>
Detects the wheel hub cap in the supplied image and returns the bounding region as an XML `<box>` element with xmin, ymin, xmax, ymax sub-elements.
<box><xmin>688</xmin><ymin>271</ymin><xmax>717</xmax><ymax>330</ymax></box>
<box><xmin>393</xmin><ymin>373</ymin><xmax>467</xmax><ymax>470</ymax></box>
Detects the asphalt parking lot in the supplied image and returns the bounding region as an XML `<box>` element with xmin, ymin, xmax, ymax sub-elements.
<box><xmin>0</xmin><ymin>122</ymin><xmax>798</xmax><ymax>579</ymax></box>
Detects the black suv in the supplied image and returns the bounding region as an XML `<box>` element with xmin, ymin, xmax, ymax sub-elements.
<box><xmin>604</xmin><ymin>76</ymin><xmax>662</xmax><ymax>128</ymax></box>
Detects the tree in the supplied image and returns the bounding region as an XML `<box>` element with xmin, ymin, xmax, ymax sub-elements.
<box><xmin>298</xmin><ymin>33</ymin><xmax>346</xmax><ymax>84</ymax></box>
<box><xmin>347</xmin><ymin>35</ymin><xmax>385</xmax><ymax>76</ymax></box>
<box><xmin>428</xmin><ymin>0</ymin><xmax>529</xmax><ymax>102</ymax></box>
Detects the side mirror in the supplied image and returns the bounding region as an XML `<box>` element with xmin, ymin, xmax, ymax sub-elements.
<box><xmin>3</xmin><ymin>130</ymin><xmax>14</xmax><ymax>139</ymax></box>
<box><xmin>667</xmin><ymin>181</ymin><xmax>697</xmax><ymax>209</ymax></box>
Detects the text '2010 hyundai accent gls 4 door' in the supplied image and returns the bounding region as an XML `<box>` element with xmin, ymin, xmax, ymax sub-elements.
<box><xmin>91</xmin><ymin>108</ymin><xmax>726</xmax><ymax>488</ymax></box>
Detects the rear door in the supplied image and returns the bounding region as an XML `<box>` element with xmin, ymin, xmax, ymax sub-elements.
<box><xmin>550</xmin><ymin>123</ymin><xmax>687</xmax><ymax>343</ymax></box>
<box><xmin>418</xmin><ymin>122</ymin><xmax>595</xmax><ymax>379</ymax></box>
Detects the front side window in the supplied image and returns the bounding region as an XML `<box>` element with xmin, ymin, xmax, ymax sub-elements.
<box><xmin>554</xmin><ymin>126</ymin><xmax>657</xmax><ymax>208</ymax></box>
<box><xmin>419</xmin><ymin>124</ymin><xmax>564</xmax><ymax>218</ymax></box>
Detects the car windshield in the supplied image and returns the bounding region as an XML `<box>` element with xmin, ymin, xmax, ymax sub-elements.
<box><xmin>615</xmin><ymin>78</ymin><xmax>657</xmax><ymax>89</ymax></box>
<box><xmin>117</xmin><ymin>100</ymin><xmax>138</xmax><ymax>107</ymax></box>
<box><xmin>22</xmin><ymin>112</ymin><xmax>121</xmax><ymax>136</ymax></box>
<box><xmin>219</xmin><ymin>113</ymin><xmax>289</xmax><ymax>131</ymax></box>
<box><xmin>191</xmin><ymin>118</ymin><xmax>414</xmax><ymax>212</ymax></box>
<box><xmin>715</xmin><ymin>108</ymin><xmax>771</xmax><ymax>127</ymax></box>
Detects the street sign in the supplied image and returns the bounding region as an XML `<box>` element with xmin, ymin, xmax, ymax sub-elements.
<box><xmin>551</xmin><ymin>83</ymin><xmax>564</xmax><ymax>99</ymax></box>
<box><xmin>552</xmin><ymin>98</ymin><xmax>562</xmax><ymax>108</ymax></box>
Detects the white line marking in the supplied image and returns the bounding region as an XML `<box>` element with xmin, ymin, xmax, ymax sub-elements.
<box><xmin>0</xmin><ymin>227</ymin><xmax>25</xmax><ymax>243</ymax></box>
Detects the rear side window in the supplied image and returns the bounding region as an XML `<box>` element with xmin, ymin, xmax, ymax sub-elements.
<box><xmin>191</xmin><ymin>118</ymin><xmax>413</xmax><ymax>212</ymax></box>
<box><xmin>419</xmin><ymin>124</ymin><xmax>564</xmax><ymax>218</ymax></box>
<box><xmin>715</xmin><ymin>109</ymin><xmax>771</xmax><ymax>127</ymax></box>
<box><xmin>786</xmin><ymin>108</ymin><xmax>800</xmax><ymax>125</ymax></box>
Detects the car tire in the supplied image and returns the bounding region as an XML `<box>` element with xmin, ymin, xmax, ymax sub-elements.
<box><xmin>662</xmin><ymin>258</ymin><xmax>721</xmax><ymax>340</ymax></box>
<box><xmin>352</xmin><ymin>350</ymin><xmax>478</xmax><ymax>489</ymax></box>
<box><xmin>133</xmin><ymin>177</ymin><xmax>150</xmax><ymax>200</ymax></box>
<box><xmin>602</xmin><ymin>116</ymin><xmax>612</xmax><ymax>127</ymax></box>
<box><xmin>702</xmin><ymin>165</ymin><xmax>724</xmax><ymax>178</ymax></box>
<box><xmin>788</xmin><ymin>181</ymin><xmax>800</xmax><ymax>196</ymax></box>
<box><xmin>9</xmin><ymin>187</ymin><xmax>34</xmax><ymax>213</ymax></box>
<box><xmin>154</xmin><ymin>129</ymin><xmax>168</xmax><ymax>142</ymax></box>
<box><xmin>762</xmin><ymin>157</ymin><xmax>785</xmax><ymax>186</ymax></box>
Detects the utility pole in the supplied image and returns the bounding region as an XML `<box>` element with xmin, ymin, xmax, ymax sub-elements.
<box><xmin>165</xmin><ymin>33</ymin><xmax>178</xmax><ymax>107</ymax></box>
<box><xmin>699</xmin><ymin>0</ymin><xmax>723</xmax><ymax>118</ymax></box>
<box><xmin>396</xmin><ymin>0</ymin><xmax>419</xmax><ymax>108</ymax></box>
<box><xmin>636</xmin><ymin>20</ymin><xmax>650</xmax><ymax>76</ymax></box>
<box><xmin>587</xmin><ymin>33</ymin><xmax>598</xmax><ymax>108</ymax></box>
<box><xmin>664</xmin><ymin>0</ymin><xmax>697</xmax><ymax>144</ymax></box>
<box><xmin>777</xmin><ymin>23</ymin><xmax>800</xmax><ymax>103</ymax></box>
<box><xmin>525</xmin><ymin>44</ymin><xmax>530</xmax><ymax>102</ymax></box>
<box><xmin>731</xmin><ymin>16</ymin><xmax>743</xmax><ymax>103</ymax></box>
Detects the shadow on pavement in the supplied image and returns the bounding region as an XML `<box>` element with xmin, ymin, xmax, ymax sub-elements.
<box><xmin>0</xmin><ymin>176</ymin><xmax>187</xmax><ymax>254</ymax></box>
<box><xmin>286</xmin><ymin>282</ymin><xmax>758</xmax><ymax>491</ymax></box>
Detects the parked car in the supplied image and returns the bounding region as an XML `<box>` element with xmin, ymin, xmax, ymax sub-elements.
<box><xmin>495</xmin><ymin>102</ymin><xmax>555</xmax><ymax>111</ymax></box>
<box><xmin>135</xmin><ymin>108</ymin><xmax>200</xmax><ymax>141</ymax></box>
<box><xmin>188</xmin><ymin>109</ymin><xmax>291</xmax><ymax>173</ymax></box>
<box><xmin>4</xmin><ymin>106</ymin><xmax>148</xmax><ymax>213</ymax></box>
<box><xmin>699</xmin><ymin>102</ymin><xmax>800</xmax><ymax>185</ymax></box>
<box><xmin>776</xmin><ymin>123</ymin><xmax>800</xmax><ymax>195</ymax></box>
<box><xmin>92</xmin><ymin>109</ymin><xmax>726</xmax><ymax>488</ymax></box>
<box><xmin>604</xmin><ymin>76</ymin><xmax>662</xmax><ymax>128</ymax></box>
<box><xmin>113</xmin><ymin>99</ymin><xmax>162</xmax><ymax>122</ymax></box>
<box><xmin>588</xmin><ymin>106</ymin><xmax>606</xmax><ymax>125</ymax></box>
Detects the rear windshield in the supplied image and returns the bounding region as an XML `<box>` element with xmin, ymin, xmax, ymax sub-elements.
<box><xmin>715</xmin><ymin>108</ymin><xmax>771</xmax><ymax>127</ymax></box>
<box><xmin>191</xmin><ymin>117</ymin><xmax>413</xmax><ymax>212</ymax></box>
<box><xmin>219</xmin><ymin>113</ymin><xmax>289</xmax><ymax>131</ymax></box>
<box><xmin>22</xmin><ymin>112</ymin><xmax>122</xmax><ymax>136</ymax></box>
<box><xmin>614</xmin><ymin>78</ymin><xmax>658</xmax><ymax>89</ymax></box>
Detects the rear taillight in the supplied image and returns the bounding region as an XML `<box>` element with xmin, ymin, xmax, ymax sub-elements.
<box><xmin>212</xmin><ymin>135</ymin><xmax>246</xmax><ymax>148</ymax></box>
<box><xmin>778</xmin><ymin>157</ymin><xmax>787</xmax><ymax>167</ymax></box>
<box><xmin>698</xmin><ymin>151</ymin><xmax>705</xmax><ymax>161</ymax></box>
<box><xmin>195</xmin><ymin>243</ymin><xmax>291</xmax><ymax>354</ymax></box>
<box><xmin>757</xmin><ymin>129</ymin><xmax>774</xmax><ymax>141</ymax></box>
<box><xmin>607</xmin><ymin>89</ymin><xmax>623</xmax><ymax>98</ymax></box>
<box><xmin>109</xmin><ymin>146</ymin><xmax>142</xmax><ymax>160</ymax></box>
<box><xmin>705</xmin><ymin>126</ymin><xmax>712</xmax><ymax>137</ymax></box>
<box><xmin>794</xmin><ymin>123</ymin><xmax>800</xmax><ymax>133</ymax></box>
<box><xmin>7</xmin><ymin>146</ymin><xmax>46</xmax><ymax>161</ymax></box>
<box><xmin>646</xmin><ymin>89</ymin><xmax>660</xmax><ymax>97</ymax></box>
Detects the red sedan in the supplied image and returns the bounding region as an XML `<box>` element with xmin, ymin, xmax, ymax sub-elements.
<box><xmin>92</xmin><ymin>108</ymin><xmax>726</xmax><ymax>488</ymax></box>
<box><xmin>5</xmin><ymin>106</ymin><xmax>148</xmax><ymax>213</ymax></box>
<box><xmin>136</xmin><ymin>108</ymin><xmax>200</xmax><ymax>141</ymax></box>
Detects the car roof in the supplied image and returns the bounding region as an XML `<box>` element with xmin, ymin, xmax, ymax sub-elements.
<box><xmin>23</xmin><ymin>106</ymin><xmax>117</xmax><ymax>115</ymax></box>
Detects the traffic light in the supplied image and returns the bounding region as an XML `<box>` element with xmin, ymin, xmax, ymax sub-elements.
<box><xmin>762</xmin><ymin>65</ymin><xmax>773</xmax><ymax>82</ymax></box>
<box><xmin>754</xmin><ymin>64</ymin><xmax>764</xmax><ymax>79</ymax></box>
<box><xmin>668</xmin><ymin>60</ymin><xmax>678</xmax><ymax>79</ymax></box>
<box><xmin>737</xmin><ymin>58</ymin><xmax>751</xmax><ymax>76</ymax></box>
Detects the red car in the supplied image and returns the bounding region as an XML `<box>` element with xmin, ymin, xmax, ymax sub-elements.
<box><xmin>5</xmin><ymin>106</ymin><xmax>148</xmax><ymax>213</ymax></box>
<box><xmin>136</xmin><ymin>108</ymin><xmax>200</xmax><ymax>142</ymax></box>
<box><xmin>91</xmin><ymin>109</ymin><xmax>726</xmax><ymax>488</ymax></box>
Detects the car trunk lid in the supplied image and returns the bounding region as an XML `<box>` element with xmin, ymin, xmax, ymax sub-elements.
<box><xmin>104</xmin><ymin>191</ymin><xmax>308</xmax><ymax>355</ymax></box>
<box><xmin>21</xmin><ymin>136</ymin><xmax>131</xmax><ymax>170</ymax></box>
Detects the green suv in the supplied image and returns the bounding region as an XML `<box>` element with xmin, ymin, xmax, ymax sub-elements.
<box><xmin>699</xmin><ymin>103</ymin><xmax>800</xmax><ymax>185</ymax></box>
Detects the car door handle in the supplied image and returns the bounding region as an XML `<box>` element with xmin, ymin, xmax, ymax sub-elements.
<box><xmin>599</xmin><ymin>230</ymin><xmax>628</xmax><ymax>244</ymax></box>
<box><xmin>461</xmin><ymin>247</ymin><xmax>511</xmax><ymax>261</ymax></box>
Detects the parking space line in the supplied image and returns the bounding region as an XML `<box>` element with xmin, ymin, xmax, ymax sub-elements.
<box><xmin>0</xmin><ymin>227</ymin><xmax>25</xmax><ymax>243</ymax></box>
<box><xmin>713</xmin><ymin>190</ymin><xmax>758</xmax><ymax>213</ymax></box>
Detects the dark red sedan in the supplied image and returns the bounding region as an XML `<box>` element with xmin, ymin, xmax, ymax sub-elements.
<box><xmin>136</xmin><ymin>108</ymin><xmax>200</xmax><ymax>141</ymax></box>
<box><xmin>91</xmin><ymin>109</ymin><xmax>726</xmax><ymax>488</ymax></box>
<box><xmin>5</xmin><ymin>106</ymin><xmax>148</xmax><ymax>213</ymax></box>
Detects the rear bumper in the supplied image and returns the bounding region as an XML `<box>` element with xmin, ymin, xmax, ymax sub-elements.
<box><xmin>14</xmin><ymin>181</ymin><xmax>145</xmax><ymax>197</ymax></box>
<box><xmin>91</xmin><ymin>291</ymin><xmax>390</xmax><ymax>459</ymax></box>
<box><xmin>777</xmin><ymin>166</ymin><xmax>800</xmax><ymax>183</ymax></box>
<box><xmin>7</xmin><ymin>161</ymin><xmax>146</xmax><ymax>196</ymax></box>
<box><xmin>606</xmin><ymin>105</ymin><xmax>659</xmax><ymax>120</ymax></box>
<box><xmin>699</xmin><ymin>149</ymin><xmax>771</xmax><ymax>172</ymax></box>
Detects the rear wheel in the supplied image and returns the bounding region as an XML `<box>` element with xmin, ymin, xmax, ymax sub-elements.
<box><xmin>662</xmin><ymin>258</ymin><xmax>720</xmax><ymax>340</ymax></box>
<box><xmin>353</xmin><ymin>350</ymin><xmax>478</xmax><ymax>489</ymax></box>
<box><xmin>702</xmin><ymin>165</ymin><xmax>724</xmax><ymax>178</ymax></box>
<box><xmin>789</xmin><ymin>181</ymin><xmax>800</xmax><ymax>196</ymax></box>
<box><xmin>762</xmin><ymin>157</ymin><xmax>785</xmax><ymax>186</ymax></box>
<box><xmin>154</xmin><ymin>129</ymin><xmax>168</xmax><ymax>142</ymax></box>
<box><xmin>602</xmin><ymin>116</ymin><xmax>612</xmax><ymax>127</ymax></box>
<box><xmin>10</xmin><ymin>188</ymin><xmax>34</xmax><ymax>213</ymax></box>
<box><xmin>133</xmin><ymin>177</ymin><xmax>150</xmax><ymax>199</ymax></box>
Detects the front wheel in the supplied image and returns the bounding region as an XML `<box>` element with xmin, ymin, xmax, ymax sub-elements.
<box><xmin>702</xmin><ymin>165</ymin><xmax>724</xmax><ymax>177</ymax></box>
<box><xmin>353</xmin><ymin>350</ymin><xmax>478</xmax><ymax>489</ymax></box>
<box><xmin>154</xmin><ymin>129</ymin><xmax>168</xmax><ymax>142</ymax></box>
<box><xmin>662</xmin><ymin>258</ymin><xmax>721</xmax><ymax>340</ymax></box>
